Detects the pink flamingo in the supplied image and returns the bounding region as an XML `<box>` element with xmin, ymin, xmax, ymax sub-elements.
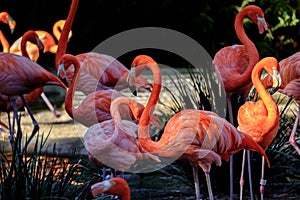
<box><xmin>212</xmin><ymin>5</ymin><xmax>268</xmax><ymax>199</ymax></box>
<box><xmin>84</xmin><ymin>96</ymin><xmax>161</xmax><ymax>173</ymax></box>
<box><xmin>127</xmin><ymin>55</ymin><xmax>270</xmax><ymax>200</ymax></box>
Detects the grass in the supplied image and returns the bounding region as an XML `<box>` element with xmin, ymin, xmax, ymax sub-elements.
<box><xmin>0</xmin><ymin>127</ymin><xmax>100</xmax><ymax>199</ymax></box>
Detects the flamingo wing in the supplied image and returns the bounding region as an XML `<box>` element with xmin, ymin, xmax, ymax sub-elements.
<box><xmin>213</xmin><ymin>44</ymin><xmax>249</xmax><ymax>93</ymax></box>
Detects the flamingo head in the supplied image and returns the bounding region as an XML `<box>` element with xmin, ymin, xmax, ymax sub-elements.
<box><xmin>244</xmin><ymin>5</ymin><xmax>268</xmax><ymax>34</ymax></box>
<box><xmin>128</xmin><ymin>55</ymin><xmax>157</xmax><ymax>96</ymax></box>
<box><xmin>90</xmin><ymin>178</ymin><xmax>129</xmax><ymax>198</ymax></box>
<box><xmin>270</xmin><ymin>65</ymin><xmax>282</xmax><ymax>94</ymax></box>
<box><xmin>127</xmin><ymin>66</ymin><xmax>137</xmax><ymax>96</ymax></box>
<box><xmin>260</xmin><ymin>57</ymin><xmax>282</xmax><ymax>94</ymax></box>
<box><xmin>21</xmin><ymin>30</ymin><xmax>44</xmax><ymax>52</ymax></box>
<box><xmin>0</xmin><ymin>12</ymin><xmax>16</xmax><ymax>34</ymax></box>
<box><xmin>7</xmin><ymin>15</ymin><xmax>16</xmax><ymax>34</ymax></box>
<box><xmin>57</xmin><ymin>54</ymin><xmax>78</xmax><ymax>82</ymax></box>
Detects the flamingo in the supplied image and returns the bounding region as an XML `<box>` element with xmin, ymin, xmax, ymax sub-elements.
<box><xmin>212</xmin><ymin>5</ymin><xmax>268</xmax><ymax>199</ymax></box>
<box><xmin>0</xmin><ymin>30</ymin><xmax>44</xmax><ymax>131</ymax></box>
<box><xmin>9</xmin><ymin>20</ymin><xmax>72</xmax><ymax>62</ymax></box>
<box><xmin>262</xmin><ymin>52</ymin><xmax>300</xmax><ymax>155</ymax></box>
<box><xmin>0</xmin><ymin>52</ymin><xmax>66</xmax><ymax>151</ymax></box>
<box><xmin>237</xmin><ymin>57</ymin><xmax>281</xmax><ymax>199</ymax></box>
<box><xmin>57</xmin><ymin>54</ymin><xmax>150</xmax><ymax>127</ymax></box>
<box><xmin>84</xmin><ymin>96</ymin><xmax>161</xmax><ymax>174</ymax></box>
<box><xmin>0</xmin><ymin>12</ymin><xmax>16</xmax><ymax>52</ymax></box>
<box><xmin>88</xmin><ymin>177</ymin><xmax>130</xmax><ymax>200</ymax></box>
<box><xmin>55</xmin><ymin>0</ymin><xmax>151</xmax><ymax>95</ymax></box>
<box><xmin>127</xmin><ymin>55</ymin><xmax>270</xmax><ymax>200</ymax></box>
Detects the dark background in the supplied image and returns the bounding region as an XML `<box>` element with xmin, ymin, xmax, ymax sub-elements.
<box><xmin>2</xmin><ymin>0</ymin><xmax>295</xmax><ymax>69</ymax></box>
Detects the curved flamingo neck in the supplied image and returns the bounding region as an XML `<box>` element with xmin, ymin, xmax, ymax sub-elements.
<box><xmin>0</xmin><ymin>31</ymin><xmax>9</xmax><ymax>52</ymax></box>
<box><xmin>53</xmin><ymin>20</ymin><xmax>64</xmax><ymax>41</ymax></box>
<box><xmin>252</xmin><ymin>58</ymin><xmax>279</xmax><ymax>131</ymax></box>
<box><xmin>137</xmin><ymin>62</ymin><xmax>162</xmax><ymax>151</ymax></box>
<box><xmin>234</xmin><ymin>8</ymin><xmax>260</xmax><ymax>88</ymax></box>
<box><xmin>63</xmin><ymin>55</ymin><xmax>80</xmax><ymax>119</ymax></box>
<box><xmin>55</xmin><ymin>0</ymin><xmax>79</xmax><ymax>70</ymax></box>
<box><xmin>21</xmin><ymin>31</ymin><xmax>38</xmax><ymax>59</ymax></box>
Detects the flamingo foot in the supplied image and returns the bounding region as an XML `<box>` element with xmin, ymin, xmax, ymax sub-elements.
<box><xmin>53</xmin><ymin>109</ymin><xmax>62</xmax><ymax>118</ymax></box>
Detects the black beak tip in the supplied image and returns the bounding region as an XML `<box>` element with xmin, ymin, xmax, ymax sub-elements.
<box><xmin>129</xmin><ymin>86</ymin><xmax>137</xmax><ymax>96</ymax></box>
<box><xmin>270</xmin><ymin>87</ymin><xmax>279</xmax><ymax>95</ymax></box>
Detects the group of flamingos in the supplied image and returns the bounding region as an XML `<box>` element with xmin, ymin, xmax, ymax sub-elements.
<box><xmin>0</xmin><ymin>0</ymin><xmax>299</xmax><ymax>200</ymax></box>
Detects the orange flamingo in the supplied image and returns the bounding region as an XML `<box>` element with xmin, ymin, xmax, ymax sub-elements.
<box><xmin>55</xmin><ymin>0</ymin><xmax>151</xmax><ymax>95</ymax></box>
<box><xmin>127</xmin><ymin>55</ymin><xmax>270</xmax><ymax>200</ymax></box>
<box><xmin>0</xmin><ymin>52</ymin><xmax>66</xmax><ymax>151</ymax></box>
<box><xmin>212</xmin><ymin>5</ymin><xmax>268</xmax><ymax>198</ymax></box>
<box><xmin>9</xmin><ymin>20</ymin><xmax>72</xmax><ymax>62</ymax></box>
<box><xmin>237</xmin><ymin>57</ymin><xmax>281</xmax><ymax>199</ymax></box>
<box><xmin>84</xmin><ymin>96</ymin><xmax>160</xmax><ymax>173</ymax></box>
<box><xmin>0</xmin><ymin>12</ymin><xmax>16</xmax><ymax>52</ymax></box>
<box><xmin>262</xmin><ymin>52</ymin><xmax>300</xmax><ymax>155</ymax></box>
<box><xmin>89</xmin><ymin>177</ymin><xmax>130</xmax><ymax>200</ymax></box>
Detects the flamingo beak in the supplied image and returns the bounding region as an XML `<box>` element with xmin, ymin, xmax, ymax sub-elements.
<box><xmin>127</xmin><ymin>66</ymin><xmax>137</xmax><ymax>96</ymax></box>
<box><xmin>35</xmin><ymin>36</ymin><xmax>44</xmax><ymax>52</ymax></box>
<box><xmin>7</xmin><ymin>16</ymin><xmax>16</xmax><ymax>34</ymax></box>
<box><xmin>257</xmin><ymin>16</ymin><xmax>268</xmax><ymax>34</ymax></box>
<box><xmin>57</xmin><ymin>62</ymin><xmax>67</xmax><ymax>79</ymax></box>
<box><xmin>270</xmin><ymin>69</ymin><xmax>281</xmax><ymax>95</ymax></box>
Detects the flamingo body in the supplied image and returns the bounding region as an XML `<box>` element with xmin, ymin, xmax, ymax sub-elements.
<box><xmin>0</xmin><ymin>53</ymin><xmax>65</xmax><ymax>96</ymax></box>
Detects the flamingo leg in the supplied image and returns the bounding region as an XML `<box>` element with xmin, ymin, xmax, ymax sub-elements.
<box><xmin>227</xmin><ymin>96</ymin><xmax>234</xmax><ymax>200</ymax></box>
<box><xmin>40</xmin><ymin>92</ymin><xmax>61</xmax><ymax>117</ymax></box>
<box><xmin>6</xmin><ymin>111</ymin><xmax>13</xmax><ymax>144</ymax></box>
<box><xmin>204</xmin><ymin>171</ymin><xmax>214</xmax><ymax>200</ymax></box>
<box><xmin>20</xmin><ymin>96</ymin><xmax>39</xmax><ymax>153</ymax></box>
<box><xmin>260</xmin><ymin>156</ymin><xmax>266</xmax><ymax>200</ymax></box>
<box><xmin>239</xmin><ymin>150</ymin><xmax>246</xmax><ymax>200</ymax></box>
<box><xmin>12</xmin><ymin>98</ymin><xmax>22</xmax><ymax>151</ymax></box>
<box><xmin>247</xmin><ymin>150</ymin><xmax>254</xmax><ymax>200</ymax></box>
<box><xmin>192</xmin><ymin>166</ymin><xmax>201</xmax><ymax>200</ymax></box>
<box><xmin>289</xmin><ymin>105</ymin><xmax>300</xmax><ymax>155</ymax></box>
